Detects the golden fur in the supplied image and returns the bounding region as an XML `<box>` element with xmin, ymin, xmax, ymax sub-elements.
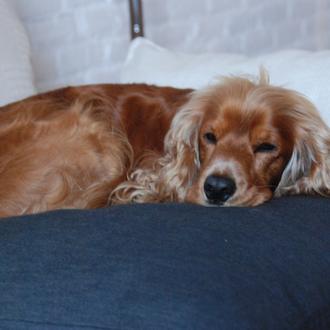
<box><xmin>0</xmin><ymin>73</ymin><xmax>329</xmax><ymax>217</ymax></box>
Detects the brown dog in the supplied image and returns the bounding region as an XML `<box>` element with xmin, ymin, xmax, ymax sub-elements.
<box><xmin>0</xmin><ymin>72</ymin><xmax>329</xmax><ymax>217</ymax></box>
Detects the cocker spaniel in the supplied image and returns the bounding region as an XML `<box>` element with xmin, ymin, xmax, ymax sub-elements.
<box><xmin>0</xmin><ymin>72</ymin><xmax>329</xmax><ymax>217</ymax></box>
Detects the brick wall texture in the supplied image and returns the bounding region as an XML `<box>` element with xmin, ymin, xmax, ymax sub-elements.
<box><xmin>11</xmin><ymin>0</ymin><xmax>330</xmax><ymax>92</ymax></box>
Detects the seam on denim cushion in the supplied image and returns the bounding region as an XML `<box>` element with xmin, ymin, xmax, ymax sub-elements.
<box><xmin>0</xmin><ymin>318</ymin><xmax>120</xmax><ymax>330</ymax></box>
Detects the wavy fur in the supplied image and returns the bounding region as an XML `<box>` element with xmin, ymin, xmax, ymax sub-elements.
<box><xmin>0</xmin><ymin>76</ymin><xmax>329</xmax><ymax>217</ymax></box>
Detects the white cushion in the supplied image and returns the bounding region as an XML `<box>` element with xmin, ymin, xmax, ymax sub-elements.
<box><xmin>120</xmin><ymin>38</ymin><xmax>330</xmax><ymax>126</ymax></box>
<box><xmin>0</xmin><ymin>0</ymin><xmax>36</xmax><ymax>106</ymax></box>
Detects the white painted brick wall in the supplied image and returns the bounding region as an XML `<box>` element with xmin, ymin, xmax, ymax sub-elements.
<box><xmin>144</xmin><ymin>0</ymin><xmax>330</xmax><ymax>53</ymax></box>
<box><xmin>10</xmin><ymin>0</ymin><xmax>330</xmax><ymax>92</ymax></box>
<box><xmin>11</xmin><ymin>0</ymin><xmax>130</xmax><ymax>91</ymax></box>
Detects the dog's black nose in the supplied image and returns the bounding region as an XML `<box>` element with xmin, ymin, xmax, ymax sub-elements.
<box><xmin>204</xmin><ymin>175</ymin><xmax>236</xmax><ymax>204</ymax></box>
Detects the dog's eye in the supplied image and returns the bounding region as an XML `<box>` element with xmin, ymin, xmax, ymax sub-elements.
<box><xmin>203</xmin><ymin>132</ymin><xmax>217</xmax><ymax>144</ymax></box>
<box><xmin>254</xmin><ymin>143</ymin><xmax>277</xmax><ymax>153</ymax></box>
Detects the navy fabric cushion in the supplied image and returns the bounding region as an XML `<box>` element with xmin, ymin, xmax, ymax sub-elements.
<box><xmin>0</xmin><ymin>196</ymin><xmax>330</xmax><ymax>329</ymax></box>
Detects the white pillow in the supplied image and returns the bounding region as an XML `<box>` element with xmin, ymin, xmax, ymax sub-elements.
<box><xmin>120</xmin><ymin>37</ymin><xmax>330</xmax><ymax>126</ymax></box>
<box><xmin>0</xmin><ymin>0</ymin><xmax>36</xmax><ymax>106</ymax></box>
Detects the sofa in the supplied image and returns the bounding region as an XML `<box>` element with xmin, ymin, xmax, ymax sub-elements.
<box><xmin>0</xmin><ymin>1</ymin><xmax>330</xmax><ymax>329</ymax></box>
<box><xmin>1</xmin><ymin>197</ymin><xmax>330</xmax><ymax>329</ymax></box>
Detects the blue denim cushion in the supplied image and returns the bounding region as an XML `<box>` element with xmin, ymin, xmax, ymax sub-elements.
<box><xmin>0</xmin><ymin>196</ymin><xmax>329</xmax><ymax>329</ymax></box>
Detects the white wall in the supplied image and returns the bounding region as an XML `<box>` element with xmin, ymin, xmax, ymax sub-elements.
<box><xmin>11</xmin><ymin>0</ymin><xmax>130</xmax><ymax>91</ymax></box>
<box><xmin>10</xmin><ymin>0</ymin><xmax>330</xmax><ymax>92</ymax></box>
<box><xmin>144</xmin><ymin>0</ymin><xmax>330</xmax><ymax>54</ymax></box>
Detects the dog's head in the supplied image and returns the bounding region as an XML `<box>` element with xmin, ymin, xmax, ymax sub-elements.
<box><xmin>165</xmin><ymin>72</ymin><xmax>330</xmax><ymax>206</ymax></box>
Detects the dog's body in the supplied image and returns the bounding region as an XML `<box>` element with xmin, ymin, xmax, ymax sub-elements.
<box><xmin>1</xmin><ymin>74</ymin><xmax>330</xmax><ymax>217</ymax></box>
<box><xmin>0</xmin><ymin>84</ymin><xmax>191</xmax><ymax>217</ymax></box>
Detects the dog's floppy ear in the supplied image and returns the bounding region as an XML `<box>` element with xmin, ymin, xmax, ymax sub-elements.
<box><xmin>275</xmin><ymin>92</ymin><xmax>330</xmax><ymax>197</ymax></box>
<box><xmin>110</xmin><ymin>90</ymin><xmax>204</xmax><ymax>204</ymax></box>
<box><xmin>161</xmin><ymin>92</ymin><xmax>204</xmax><ymax>200</ymax></box>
